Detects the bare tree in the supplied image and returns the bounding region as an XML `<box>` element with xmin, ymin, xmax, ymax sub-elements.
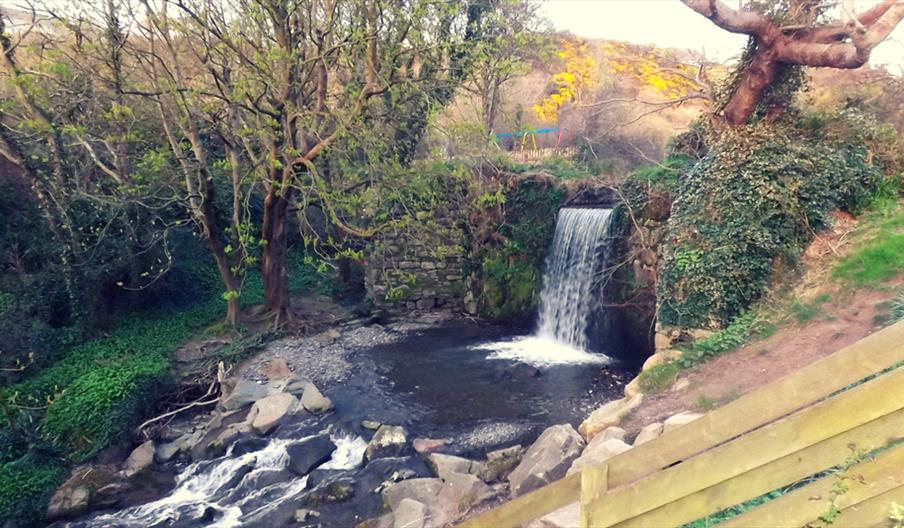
<box><xmin>682</xmin><ymin>0</ymin><xmax>904</xmax><ymax>125</ymax></box>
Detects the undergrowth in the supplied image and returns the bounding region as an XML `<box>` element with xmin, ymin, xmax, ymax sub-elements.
<box><xmin>0</xmin><ymin>258</ymin><xmax>329</xmax><ymax>524</ymax></box>
<box><xmin>832</xmin><ymin>206</ymin><xmax>904</xmax><ymax>287</ymax></box>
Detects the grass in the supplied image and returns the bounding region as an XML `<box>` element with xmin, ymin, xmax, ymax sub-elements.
<box><xmin>788</xmin><ymin>293</ymin><xmax>831</xmax><ymax>324</ymax></box>
<box><xmin>832</xmin><ymin>206</ymin><xmax>904</xmax><ymax>287</ymax></box>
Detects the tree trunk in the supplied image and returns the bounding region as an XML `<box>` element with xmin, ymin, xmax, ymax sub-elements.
<box><xmin>261</xmin><ymin>187</ymin><xmax>292</xmax><ymax>319</ymax></box>
<box><xmin>721</xmin><ymin>46</ymin><xmax>781</xmax><ymax>126</ymax></box>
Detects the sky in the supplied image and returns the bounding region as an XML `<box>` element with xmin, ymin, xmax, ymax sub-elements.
<box><xmin>538</xmin><ymin>0</ymin><xmax>904</xmax><ymax>70</ymax></box>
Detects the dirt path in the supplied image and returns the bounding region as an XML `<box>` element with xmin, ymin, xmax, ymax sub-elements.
<box><xmin>622</xmin><ymin>283</ymin><xmax>901</xmax><ymax>433</ymax></box>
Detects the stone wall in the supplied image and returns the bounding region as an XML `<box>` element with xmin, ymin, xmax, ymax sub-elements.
<box><xmin>364</xmin><ymin>218</ymin><xmax>467</xmax><ymax>311</ymax></box>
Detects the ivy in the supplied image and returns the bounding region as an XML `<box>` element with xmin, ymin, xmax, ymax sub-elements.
<box><xmin>658</xmin><ymin>109</ymin><xmax>892</xmax><ymax>328</ymax></box>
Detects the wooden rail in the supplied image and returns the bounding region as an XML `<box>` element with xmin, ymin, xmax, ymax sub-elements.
<box><xmin>457</xmin><ymin>320</ymin><xmax>904</xmax><ymax>528</ymax></box>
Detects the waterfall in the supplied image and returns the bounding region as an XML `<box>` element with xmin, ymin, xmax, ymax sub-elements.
<box><xmin>536</xmin><ymin>208</ymin><xmax>614</xmax><ymax>351</ymax></box>
<box><xmin>475</xmin><ymin>207</ymin><xmax>615</xmax><ymax>366</ymax></box>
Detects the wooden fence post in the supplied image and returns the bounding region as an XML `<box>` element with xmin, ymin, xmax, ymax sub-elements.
<box><xmin>581</xmin><ymin>464</ymin><xmax>609</xmax><ymax>528</ymax></box>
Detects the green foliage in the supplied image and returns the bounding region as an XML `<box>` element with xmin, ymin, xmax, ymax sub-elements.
<box><xmin>659</xmin><ymin>109</ymin><xmax>891</xmax><ymax>327</ymax></box>
<box><xmin>628</xmin><ymin>154</ymin><xmax>694</xmax><ymax>193</ymax></box>
<box><xmin>789</xmin><ymin>294</ymin><xmax>830</xmax><ymax>324</ymax></box>
<box><xmin>677</xmin><ymin>311</ymin><xmax>770</xmax><ymax>368</ymax></box>
<box><xmin>832</xmin><ymin>207</ymin><xmax>904</xmax><ymax>287</ymax></box>
<box><xmin>475</xmin><ymin>177</ymin><xmax>565</xmax><ymax>320</ymax></box>
<box><xmin>0</xmin><ymin>455</ymin><xmax>65</xmax><ymax>525</ymax></box>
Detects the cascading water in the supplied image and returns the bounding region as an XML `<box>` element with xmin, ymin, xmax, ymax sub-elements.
<box><xmin>477</xmin><ymin>207</ymin><xmax>616</xmax><ymax>366</ymax></box>
<box><xmin>535</xmin><ymin>208</ymin><xmax>614</xmax><ymax>351</ymax></box>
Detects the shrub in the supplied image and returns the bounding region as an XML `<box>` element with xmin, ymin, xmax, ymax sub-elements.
<box><xmin>0</xmin><ymin>454</ymin><xmax>65</xmax><ymax>525</ymax></box>
<box><xmin>658</xmin><ymin>111</ymin><xmax>888</xmax><ymax>328</ymax></box>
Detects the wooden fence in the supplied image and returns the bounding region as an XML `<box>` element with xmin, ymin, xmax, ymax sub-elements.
<box><xmin>458</xmin><ymin>320</ymin><xmax>904</xmax><ymax>528</ymax></box>
<box><xmin>505</xmin><ymin>146</ymin><xmax>577</xmax><ymax>165</ymax></box>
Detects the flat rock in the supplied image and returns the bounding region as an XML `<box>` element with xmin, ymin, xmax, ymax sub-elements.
<box><xmin>567</xmin><ymin>437</ymin><xmax>631</xmax><ymax>476</ymax></box>
<box><xmin>286</xmin><ymin>435</ymin><xmax>337</xmax><ymax>476</ymax></box>
<box><xmin>642</xmin><ymin>350</ymin><xmax>682</xmax><ymax>371</ymax></box>
<box><xmin>425</xmin><ymin>453</ymin><xmax>482</xmax><ymax>481</ymax></box>
<box><xmin>367</xmin><ymin>425</ymin><xmax>408</xmax><ymax>461</ymax></box>
<box><xmin>578</xmin><ymin>395</ymin><xmax>643</xmax><ymax>440</ymax></box>
<box><xmin>507</xmin><ymin>424</ymin><xmax>584</xmax><ymax>497</ymax></box>
<box><xmin>664</xmin><ymin>411</ymin><xmax>703</xmax><ymax>433</ymax></box>
<box><xmin>362</xmin><ymin>420</ymin><xmax>382</xmax><ymax>431</ymax></box>
<box><xmin>263</xmin><ymin>357</ymin><xmax>292</xmax><ymax>381</ymax></box>
<box><xmin>122</xmin><ymin>440</ymin><xmax>155</xmax><ymax>477</ymax></box>
<box><xmin>382</xmin><ymin>478</ymin><xmax>443</xmax><ymax>512</ymax></box>
<box><xmin>633</xmin><ymin>422</ymin><xmax>664</xmax><ymax>446</ymax></box>
<box><xmin>247</xmin><ymin>392</ymin><xmax>298</xmax><ymax>435</ymax></box>
<box><xmin>301</xmin><ymin>382</ymin><xmax>334</xmax><ymax>414</ymax></box>
<box><xmin>393</xmin><ymin>498</ymin><xmax>426</xmax><ymax>528</ymax></box>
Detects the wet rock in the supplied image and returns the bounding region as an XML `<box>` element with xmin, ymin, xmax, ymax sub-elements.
<box><xmin>633</xmin><ymin>422</ymin><xmax>664</xmax><ymax>446</ymax></box>
<box><xmin>578</xmin><ymin>395</ymin><xmax>643</xmax><ymax>440</ymax></box>
<box><xmin>301</xmin><ymin>383</ymin><xmax>334</xmax><ymax>414</ymax></box>
<box><xmin>479</xmin><ymin>445</ymin><xmax>524</xmax><ymax>483</ymax></box>
<box><xmin>122</xmin><ymin>440</ymin><xmax>155</xmax><ymax>477</ymax></box>
<box><xmin>209</xmin><ymin>461</ymin><xmax>256</xmax><ymax>500</ymax></box>
<box><xmin>247</xmin><ymin>392</ymin><xmax>299</xmax><ymax>435</ymax></box>
<box><xmin>156</xmin><ymin>429</ymin><xmax>205</xmax><ymax>463</ymax></box>
<box><xmin>221</xmin><ymin>469</ymin><xmax>293</xmax><ymax>503</ymax></box>
<box><xmin>362</xmin><ymin>420</ymin><xmax>382</xmax><ymax>431</ymax></box>
<box><xmin>47</xmin><ymin>484</ymin><xmax>91</xmax><ymax>520</ymax></box>
<box><xmin>567</xmin><ymin>438</ymin><xmax>631</xmax><ymax>476</ymax></box>
<box><xmin>425</xmin><ymin>453</ymin><xmax>483</xmax><ymax>481</ymax></box>
<box><xmin>296</xmin><ymin>509</ymin><xmax>321</xmax><ymax>524</ymax></box>
<box><xmin>392</xmin><ymin>498</ymin><xmax>426</xmax><ymax>528</ymax></box>
<box><xmin>664</xmin><ymin>411</ymin><xmax>703</xmax><ymax>433</ymax></box>
<box><xmin>206</xmin><ymin>422</ymin><xmax>254</xmax><ymax>458</ymax></box>
<box><xmin>508</xmin><ymin>424</ymin><xmax>585</xmax><ymax>497</ymax></box>
<box><xmin>366</xmin><ymin>425</ymin><xmax>408</xmax><ymax>461</ymax></box>
<box><xmin>286</xmin><ymin>435</ymin><xmax>337</xmax><ymax>476</ymax></box>
<box><xmin>220</xmin><ymin>378</ymin><xmax>269</xmax><ymax>411</ymax></box>
<box><xmin>231</xmin><ymin>436</ymin><xmax>270</xmax><ymax>456</ymax></box>
<box><xmin>412</xmin><ymin>438</ymin><xmax>447</xmax><ymax>454</ymax></box>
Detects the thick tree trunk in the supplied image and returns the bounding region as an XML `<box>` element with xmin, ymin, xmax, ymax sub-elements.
<box><xmin>721</xmin><ymin>47</ymin><xmax>781</xmax><ymax>126</ymax></box>
<box><xmin>199</xmin><ymin>201</ymin><xmax>242</xmax><ymax>326</ymax></box>
<box><xmin>261</xmin><ymin>187</ymin><xmax>292</xmax><ymax>319</ymax></box>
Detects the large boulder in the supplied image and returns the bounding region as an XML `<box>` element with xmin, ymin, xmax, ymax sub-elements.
<box><xmin>382</xmin><ymin>478</ymin><xmax>444</xmax><ymax>512</ymax></box>
<box><xmin>47</xmin><ymin>484</ymin><xmax>92</xmax><ymax>520</ymax></box>
<box><xmin>507</xmin><ymin>424</ymin><xmax>585</xmax><ymax>497</ymax></box>
<box><xmin>366</xmin><ymin>425</ymin><xmax>408</xmax><ymax>461</ymax></box>
<box><xmin>578</xmin><ymin>395</ymin><xmax>643</xmax><ymax>440</ymax></box>
<box><xmin>300</xmin><ymin>383</ymin><xmax>334</xmax><ymax>414</ymax></box>
<box><xmin>220</xmin><ymin>378</ymin><xmax>270</xmax><ymax>411</ymax></box>
<box><xmin>412</xmin><ymin>438</ymin><xmax>447</xmax><ymax>454</ymax></box>
<box><xmin>425</xmin><ymin>453</ymin><xmax>483</xmax><ymax>482</ymax></box>
<box><xmin>246</xmin><ymin>392</ymin><xmax>299</xmax><ymax>435</ymax></box>
<box><xmin>122</xmin><ymin>440</ymin><xmax>155</xmax><ymax>477</ymax></box>
<box><xmin>286</xmin><ymin>435</ymin><xmax>337</xmax><ymax>476</ymax></box>
<box><xmin>567</xmin><ymin>437</ymin><xmax>631</xmax><ymax>476</ymax></box>
<box><xmin>156</xmin><ymin>429</ymin><xmax>205</xmax><ymax>463</ymax></box>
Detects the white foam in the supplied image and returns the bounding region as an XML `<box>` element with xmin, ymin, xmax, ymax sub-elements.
<box><xmin>320</xmin><ymin>432</ymin><xmax>368</xmax><ymax>470</ymax></box>
<box><xmin>474</xmin><ymin>336</ymin><xmax>611</xmax><ymax>367</ymax></box>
